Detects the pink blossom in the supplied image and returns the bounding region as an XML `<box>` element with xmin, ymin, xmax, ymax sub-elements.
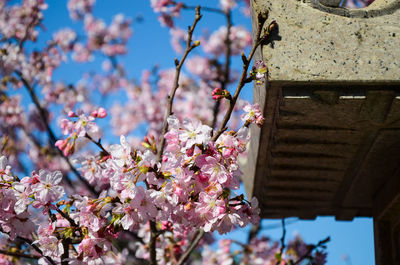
<box><xmin>68</xmin><ymin>0</ymin><xmax>96</xmax><ymax>20</ymax></box>
<box><xmin>241</xmin><ymin>103</ymin><xmax>264</xmax><ymax>127</ymax></box>
<box><xmin>31</xmin><ymin>170</ymin><xmax>64</xmax><ymax>205</ymax></box>
<box><xmin>178</xmin><ymin>118</ymin><xmax>212</xmax><ymax>148</ymax></box>
<box><xmin>33</xmin><ymin>236</ymin><xmax>64</xmax><ymax>258</ymax></box>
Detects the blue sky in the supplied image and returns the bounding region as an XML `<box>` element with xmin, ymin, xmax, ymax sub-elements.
<box><xmin>34</xmin><ymin>1</ymin><xmax>375</xmax><ymax>264</ymax></box>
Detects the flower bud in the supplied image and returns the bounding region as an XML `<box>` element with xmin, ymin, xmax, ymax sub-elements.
<box><xmin>97</xmin><ymin>107</ymin><xmax>107</xmax><ymax>118</ymax></box>
<box><xmin>212</xmin><ymin>87</ymin><xmax>231</xmax><ymax>100</ymax></box>
<box><xmin>68</xmin><ymin>111</ymin><xmax>77</xmax><ymax>117</ymax></box>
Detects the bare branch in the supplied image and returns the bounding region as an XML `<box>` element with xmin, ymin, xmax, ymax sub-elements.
<box><xmin>275</xmin><ymin>218</ymin><xmax>286</xmax><ymax>265</ymax></box>
<box><xmin>292</xmin><ymin>237</ymin><xmax>330</xmax><ymax>265</ymax></box>
<box><xmin>182</xmin><ymin>4</ymin><xmax>225</xmax><ymax>15</ymax></box>
<box><xmin>85</xmin><ymin>133</ymin><xmax>110</xmax><ymax>156</ymax></box>
<box><xmin>176</xmin><ymin>229</ymin><xmax>205</xmax><ymax>265</ymax></box>
<box><xmin>211</xmin><ymin>10</ymin><xmax>232</xmax><ymax>130</ymax></box>
<box><xmin>156</xmin><ymin>6</ymin><xmax>202</xmax><ymax>163</ymax></box>
<box><xmin>14</xmin><ymin>235</ymin><xmax>56</xmax><ymax>265</ymax></box>
<box><xmin>211</xmin><ymin>11</ymin><xmax>271</xmax><ymax>142</ymax></box>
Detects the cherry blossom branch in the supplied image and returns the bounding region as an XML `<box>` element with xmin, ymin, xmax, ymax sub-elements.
<box><xmin>176</xmin><ymin>229</ymin><xmax>205</xmax><ymax>265</ymax></box>
<box><xmin>211</xmin><ymin>11</ymin><xmax>272</xmax><ymax>142</ymax></box>
<box><xmin>84</xmin><ymin>133</ymin><xmax>110</xmax><ymax>156</ymax></box>
<box><xmin>149</xmin><ymin>8</ymin><xmax>203</xmax><ymax>264</ymax></box>
<box><xmin>149</xmin><ymin>221</ymin><xmax>159</xmax><ymax>265</ymax></box>
<box><xmin>211</xmin><ymin>10</ymin><xmax>232</xmax><ymax>130</ymax></box>
<box><xmin>16</xmin><ymin>72</ymin><xmax>99</xmax><ymax>196</ymax></box>
<box><xmin>61</xmin><ymin>239</ymin><xmax>71</xmax><ymax>265</ymax></box>
<box><xmin>292</xmin><ymin>237</ymin><xmax>330</xmax><ymax>265</ymax></box>
<box><xmin>275</xmin><ymin>218</ymin><xmax>286</xmax><ymax>265</ymax></box>
<box><xmin>247</xmin><ymin>221</ymin><xmax>261</xmax><ymax>243</ymax></box>
<box><xmin>0</xmin><ymin>249</ymin><xmax>40</xmax><ymax>260</ymax></box>
<box><xmin>156</xmin><ymin>6</ymin><xmax>202</xmax><ymax>162</ymax></box>
<box><xmin>55</xmin><ymin>206</ymin><xmax>78</xmax><ymax>227</ymax></box>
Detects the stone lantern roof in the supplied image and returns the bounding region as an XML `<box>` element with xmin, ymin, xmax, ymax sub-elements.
<box><xmin>243</xmin><ymin>1</ymin><xmax>400</xmax><ymax>264</ymax></box>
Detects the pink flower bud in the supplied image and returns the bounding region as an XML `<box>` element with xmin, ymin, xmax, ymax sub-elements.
<box><xmin>97</xmin><ymin>107</ymin><xmax>107</xmax><ymax>118</ymax></box>
<box><xmin>68</xmin><ymin>111</ymin><xmax>77</xmax><ymax>117</ymax></box>
<box><xmin>55</xmin><ymin>139</ymin><xmax>68</xmax><ymax>150</ymax></box>
<box><xmin>91</xmin><ymin>108</ymin><xmax>107</xmax><ymax>118</ymax></box>
<box><xmin>212</xmin><ymin>87</ymin><xmax>231</xmax><ymax>100</ymax></box>
<box><xmin>90</xmin><ymin>110</ymin><xmax>98</xmax><ymax>117</ymax></box>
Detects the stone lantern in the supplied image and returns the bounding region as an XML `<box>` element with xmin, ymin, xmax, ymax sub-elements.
<box><xmin>243</xmin><ymin>0</ymin><xmax>400</xmax><ymax>264</ymax></box>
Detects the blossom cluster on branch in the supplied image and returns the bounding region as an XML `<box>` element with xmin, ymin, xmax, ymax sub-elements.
<box><xmin>0</xmin><ymin>0</ymin><xmax>330</xmax><ymax>265</ymax></box>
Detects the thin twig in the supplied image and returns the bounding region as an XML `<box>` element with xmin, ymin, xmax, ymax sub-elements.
<box><xmin>176</xmin><ymin>229</ymin><xmax>205</xmax><ymax>265</ymax></box>
<box><xmin>211</xmin><ymin>10</ymin><xmax>232</xmax><ymax>130</ymax></box>
<box><xmin>156</xmin><ymin>6</ymin><xmax>202</xmax><ymax>163</ymax></box>
<box><xmin>292</xmin><ymin>237</ymin><xmax>330</xmax><ymax>265</ymax></box>
<box><xmin>16</xmin><ymin>236</ymin><xmax>56</xmax><ymax>265</ymax></box>
<box><xmin>247</xmin><ymin>221</ymin><xmax>261</xmax><ymax>243</ymax></box>
<box><xmin>85</xmin><ymin>133</ymin><xmax>110</xmax><ymax>156</ymax></box>
<box><xmin>55</xmin><ymin>207</ymin><xmax>78</xmax><ymax>227</ymax></box>
<box><xmin>211</xmin><ymin>11</ymin><xmax>270</xmax><ymax>142</ymax></box>
<box><xmin>182</xmin><ymin>4</ymin><xmax>225</xmax><ymax>15</ymax></box>
<box><xmin>275</xmin><ymin>218</ymin><xmax>286</xmax><ymax>265</ymax></box>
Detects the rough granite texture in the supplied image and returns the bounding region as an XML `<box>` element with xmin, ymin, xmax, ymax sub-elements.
<box><xmin>253</xmin><ymin>0</ymin><xmax>400</xmax><ymax>82</ymax></box>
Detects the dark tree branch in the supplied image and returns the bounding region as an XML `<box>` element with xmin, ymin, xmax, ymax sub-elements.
<box><xmin>292</xmin><ymin>237</ymin><xmax>330</xmax><ymax>265</ymax></box>
<box><xmin>15</xmin><ymin>235</ymin><xmax>56</xmax><ymax>265</ymax></box>
<box><xmin>16</xmin><ymin>72</ymin><xmax>99</xmax><ymax>196</ymax></box>
<box><xmin>275</xmin><ymin>218</ymin><xmax>286</xmax><ymax>265</ymax></box>
<box><xmin>85</xmin><ymin>133</ymin><xmax>110</xmax><ymax>156</ymax></box>
<box><xmin>149</xmin><ymin>221</ymin><xmax>159</xmax><ymax>265</ymax></box>
<box><xmin>176</xmin><ymin>229</ymin><xmax>205</xmax><ymax>265</ymax></box>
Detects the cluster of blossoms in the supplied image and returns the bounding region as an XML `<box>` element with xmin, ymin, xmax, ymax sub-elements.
<box><xmin>55</xmin><ymin>108</ymin><xmax>106</xmax><ymax>156</ymax></box>
<box><xmin>0</xmin><ymin>156</ymin><xmax>64</xmax><ymax>240</ymax></box>
<box><xmin>67</xmin><ymin>0</ymin><xmax>96</xmax><ymax>20</ymax></box>
<box><xmin>250</xmin><ymin>60</ymin><xmax>268</xmax><ymax>85</ymax></box>
<box><xmin>241</xmin><ymin>103</ymin><xmax>264</xmax><ymax>127</ymax></box>
<box><xmin>150</xmin><ymin>0</ymin><xmax>184</xmax><ymax>28</ymax></box>
<box><xmin>202</xmin><ymin>236</ymin><xmax>327</xmax><ymax>265</ymax></box>
<box><xmin>0</xmin><ymin>0</ymin><xmax>47</xmax><ymax>42</ymax></box>
<box><xmin>0</xmin><ymin>109</ymin><xmax>263</xmax><ymax>264</ymax></box>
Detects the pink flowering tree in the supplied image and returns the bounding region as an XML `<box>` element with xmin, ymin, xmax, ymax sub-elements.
<box><xmin>0</xmin><ymin>1</ymin><xmax>329</xmax><ymax>264</ymax></box>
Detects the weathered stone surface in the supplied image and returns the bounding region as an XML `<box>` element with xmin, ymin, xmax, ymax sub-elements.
<box><xmin>245</xmin><ymin>2</ymin><xmax>400</xmax><ymax>264</ymax></box>
<box><xmin>252</xmin><ymin>0</ymin><xmax>400</xmax><ymax>82</ymax></box>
